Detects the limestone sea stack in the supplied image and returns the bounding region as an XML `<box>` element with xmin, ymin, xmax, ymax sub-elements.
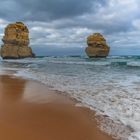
<box><xmin>85</xmin><ymin>33</ymin><xmax>110</xmax><ymax>58</ymax></box>
<box><xmin>0</xmin><ymin>22</ymin><xmax>35</xmax><ymax>59</ymax></box>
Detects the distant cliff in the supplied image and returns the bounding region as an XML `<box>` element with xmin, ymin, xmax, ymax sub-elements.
<box><xmin>85</xmin><ymin>33</ymin><xmax>110</xmax><ymax>58</ymax></box>
<box><xmin>0</xmin><ymin>22</ymin><xmax>35</xmax><ymax>59</ymax></box>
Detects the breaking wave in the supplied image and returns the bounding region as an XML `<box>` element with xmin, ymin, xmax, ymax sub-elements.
<box><xmin>1</xmin><ymin>55</ymin><xmax>140</xmax><ymax>140</ymax></box>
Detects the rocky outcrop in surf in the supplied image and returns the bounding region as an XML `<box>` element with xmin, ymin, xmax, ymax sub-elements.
<box><xmin>85</xmin><ymin>33</ymin><xmax>110</xmax><ymax>58</ymax></box>
<box><xmin>0</xmin><ymin>22</ymin><xmax>35</xmax><ymax>59</ymax></box>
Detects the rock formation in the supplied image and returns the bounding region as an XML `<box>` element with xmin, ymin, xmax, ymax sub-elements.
<box><xmin>85</xmin><ymin>33</ymin><xmax>110</xmax><ymax>58</ymax></box>
<box><xmin>0</xmin><ymin>22</ymin><xmax>35</xmax><ymax>59</ymax></box>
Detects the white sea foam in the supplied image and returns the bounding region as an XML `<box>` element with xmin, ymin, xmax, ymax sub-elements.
<box><xmin>14</xmin><ymin>69</ymin><xmax>140</xmax><ymax>140</ymax></box>
<box><xmin>1</xmin><ymin>56</ymin><xmax>140</xmax><ymax>140</ymax></box>
<box><xmin>127</xmin><ymin>62</ymin><xmax>140</xmax><ymax>67</ymax></box>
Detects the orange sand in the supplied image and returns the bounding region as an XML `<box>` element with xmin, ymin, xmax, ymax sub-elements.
<box><xmin>0</xmin><ymin>74</ymin><xmax>114</xmax><ymax>140</ymax></box>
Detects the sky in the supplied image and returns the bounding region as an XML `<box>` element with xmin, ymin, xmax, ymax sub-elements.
<box><xmin>0</xmin><ymin>0</ymin><xmax>140</xmax><ymax>56</ymax></box>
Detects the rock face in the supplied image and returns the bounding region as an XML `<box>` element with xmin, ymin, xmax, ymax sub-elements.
<box><xmin>0</xmin><ymin>22</ymin><xmax>35</xmax><ymax>59</ymax></box>
<box><xmin>85</xmin><ymin>33</ymin><xmax>110</xmax><ymax>58</ymax></box>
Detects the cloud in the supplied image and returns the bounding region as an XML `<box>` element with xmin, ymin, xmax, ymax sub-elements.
<box><xmin>0</xmin><ymin>0</ymin><xmax>106</xmax><ymax>21</ymax></box>
<box><xmin>0</xmin><ymin>0</ymin><xmax>140</xmax><ymax>55</ymax></box>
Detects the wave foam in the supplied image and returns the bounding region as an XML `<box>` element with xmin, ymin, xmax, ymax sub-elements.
<box><xmin>13</xmin><ymin>68</ymin><xmax>140</xmax><ymax>140</ymax></box>
<box><xmin>2</xmin><ymin>56</ymin><xmax>140</xmax><ymax>140</ymax></box>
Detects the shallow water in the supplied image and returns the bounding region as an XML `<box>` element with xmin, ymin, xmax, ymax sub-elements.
<box><xmin>1</xmin><ymin>55</ymin><xmax>140</xmax><ymax>140</ymax></box>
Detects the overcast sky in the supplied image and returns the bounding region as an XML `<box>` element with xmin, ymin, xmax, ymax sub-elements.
<box><xmin>0</xmin><ymin>0</ymin><xmax>140</xmax><ymax>56</ymax></box>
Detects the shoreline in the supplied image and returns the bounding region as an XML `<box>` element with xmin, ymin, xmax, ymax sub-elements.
<box><xmin>0</xmin><ymin>70</ymin><xmax>115</xmax><ymax>140</ymax></box>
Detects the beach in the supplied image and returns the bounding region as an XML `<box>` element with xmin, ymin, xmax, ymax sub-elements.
<box><xmin>0</xmin><ymin>71</ymin><xmax>114</xmax><ymax>140</ymax></box>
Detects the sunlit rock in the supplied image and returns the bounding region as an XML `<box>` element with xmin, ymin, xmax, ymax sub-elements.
<box><xmin>85</xmin><ymin>33</ymin><xmax>110</xmax><ymax>58</ymax></box>
<box><xmin>0</xmin><ymin>22</ymin><xmax>35</xmax><ymax>59</ymax></box>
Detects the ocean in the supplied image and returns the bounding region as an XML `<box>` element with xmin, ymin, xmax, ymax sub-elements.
<box><xmin>0</xmin><ymin>55</ymin><xmax>140</xmax><ymax>140</ymax></box>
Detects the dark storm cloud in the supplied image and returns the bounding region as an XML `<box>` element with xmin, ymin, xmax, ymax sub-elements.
<box><xmin>0</xmin><ymin>0</ymin><xmax>106</xmax><ymax>21</ymax></box>
<box><xmin>0</xmin><ymin>0</ymin><xmax>140</xmax><ymax>56</ymax></box>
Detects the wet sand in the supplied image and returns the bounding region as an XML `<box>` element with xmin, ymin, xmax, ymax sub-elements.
<box><xmin>0</xmin><ymin>74</ymin><xmax>114</xmax><ymax>140</ymax></box>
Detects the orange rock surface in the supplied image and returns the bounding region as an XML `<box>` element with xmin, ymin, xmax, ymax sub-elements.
<box><xmin>0</xmin><ymin>22</ymin><xmax>34</xmax><ymax>59</ymax></box>
<box><xmin>85</xmin><ymin>33</ymin><xmax>110</xmax><ymax>58</ymax></box>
